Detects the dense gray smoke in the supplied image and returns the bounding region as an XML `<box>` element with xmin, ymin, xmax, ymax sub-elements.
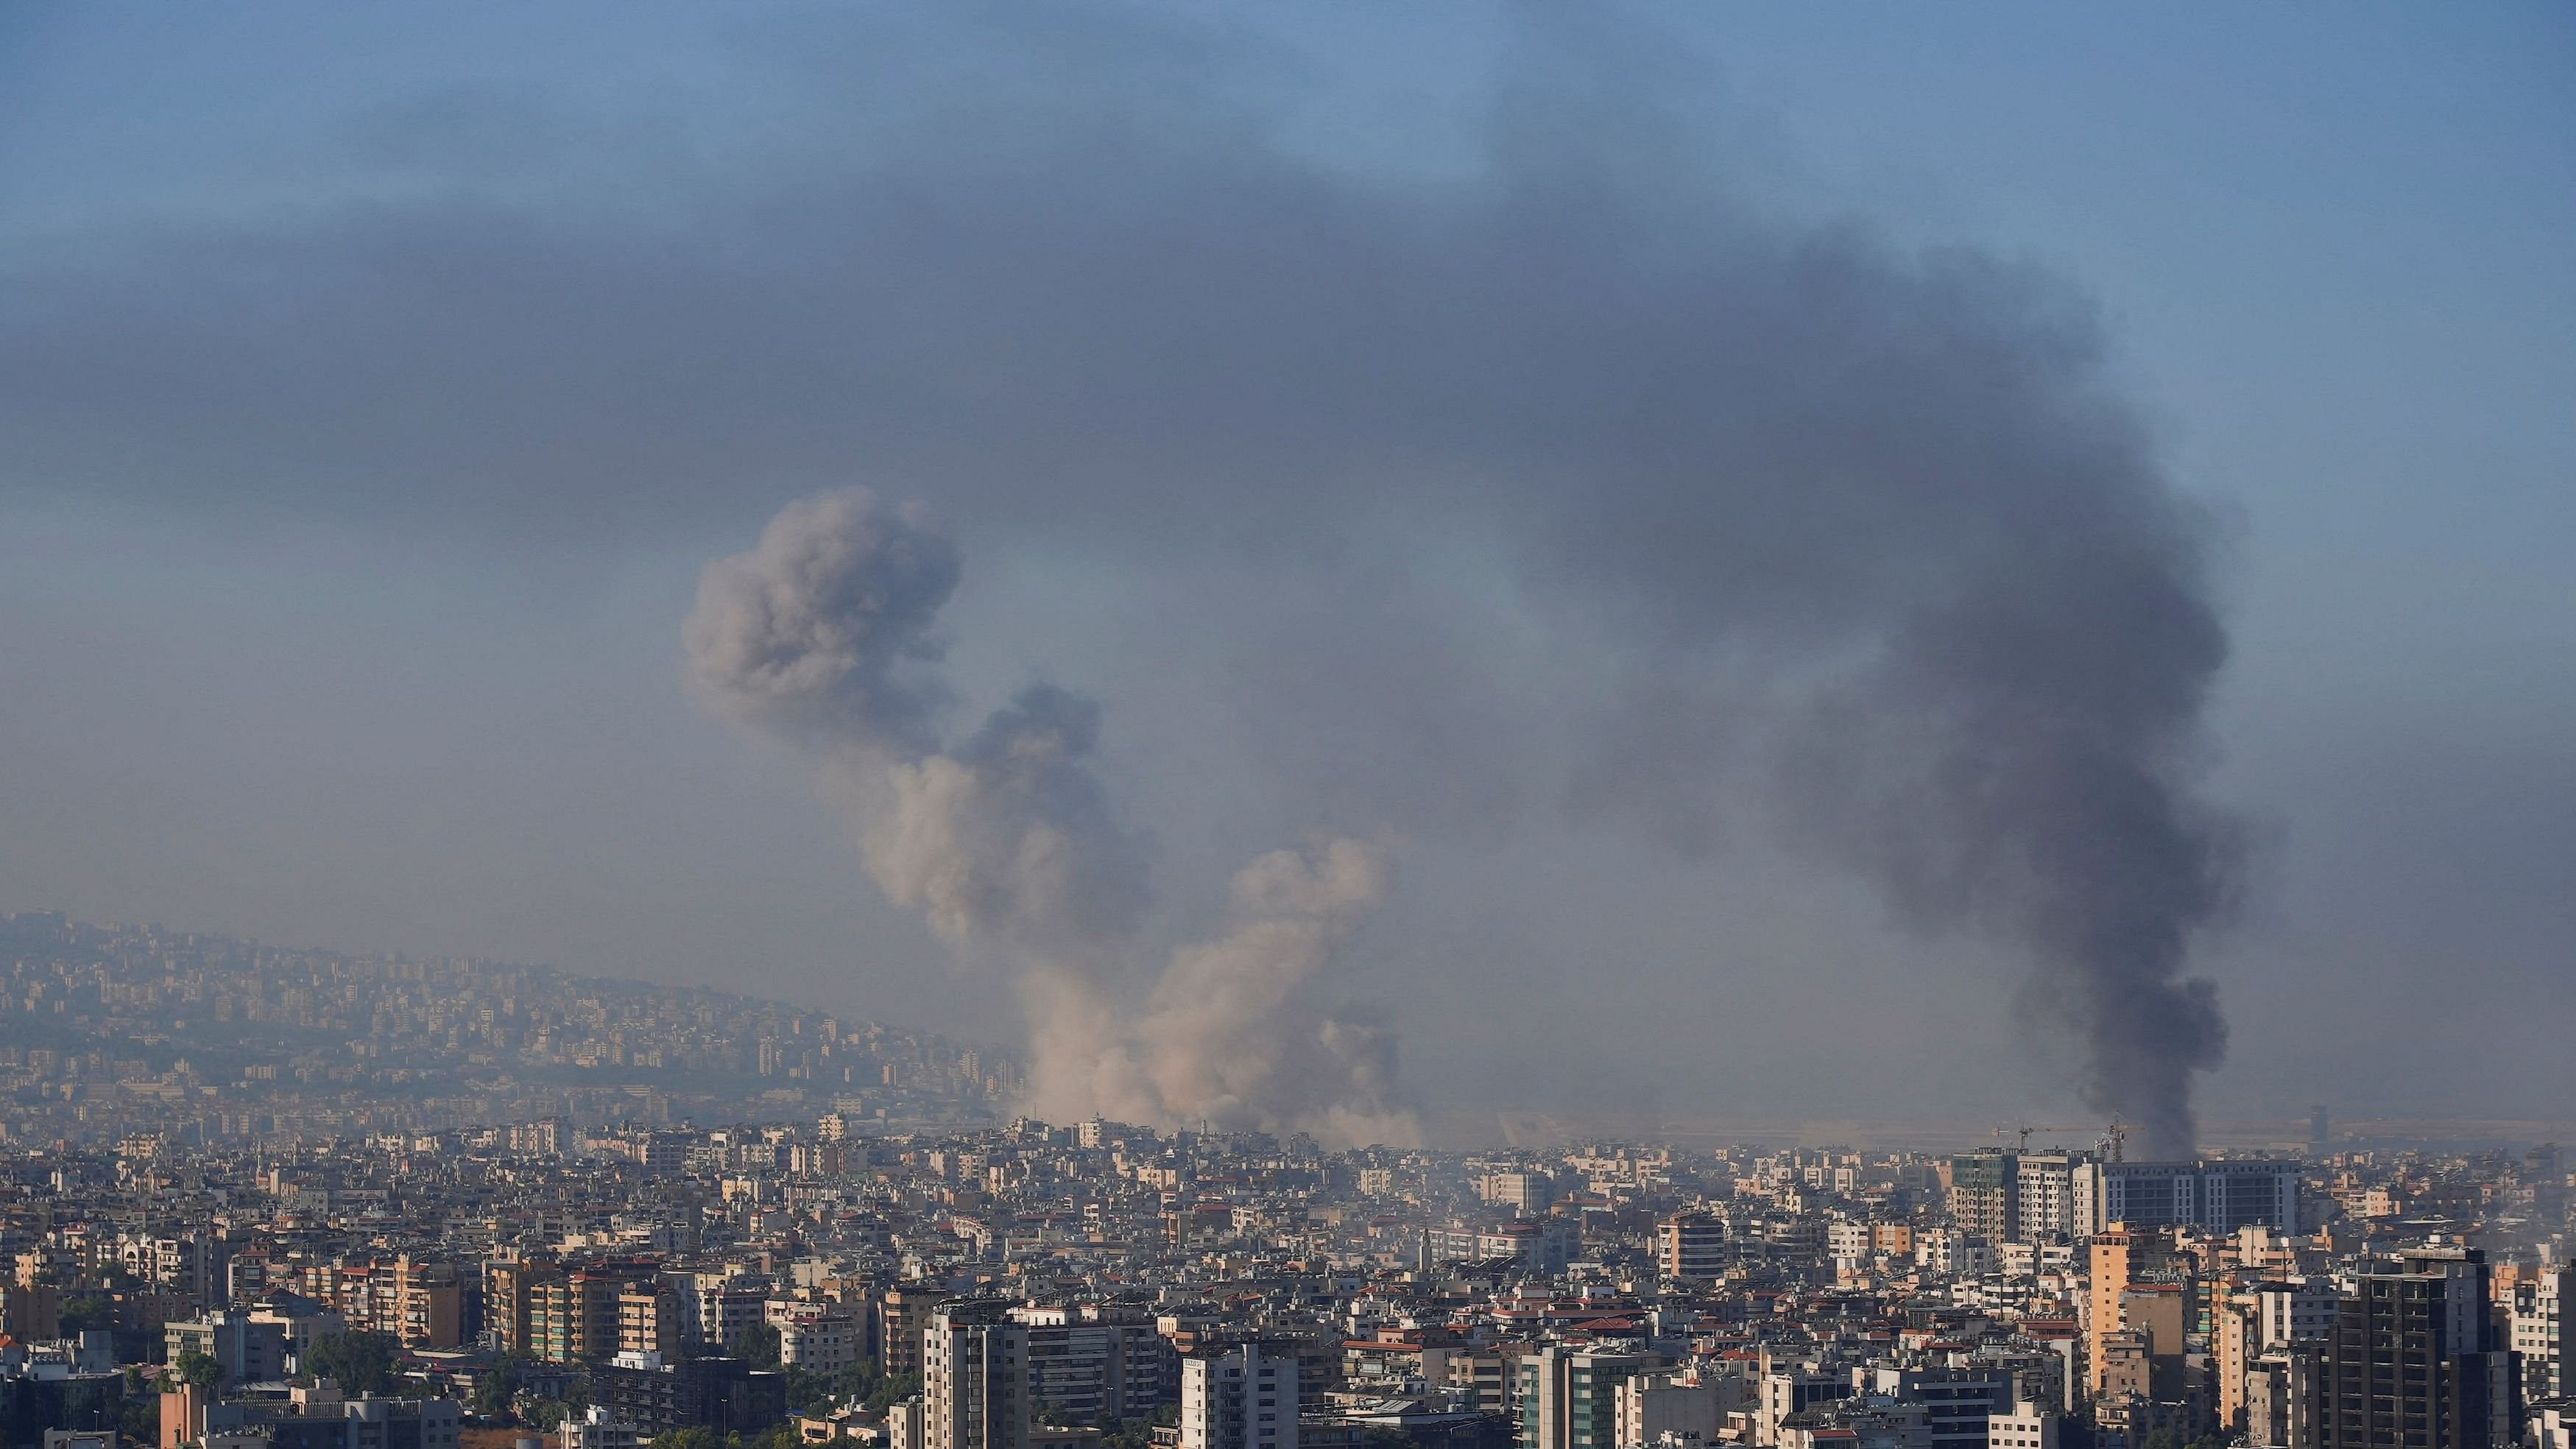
<box><xmin>2</xmin><ymin>10</ymin><xmax>2239</xmax><ymax>1152</ymax></box>
<box><xmin>683</xmin><ymin>491</ymin><xmax>1147</xmax><ymax>959</ymax></box>
<box><xmin>685</xmin><ymin>488</ymin><xmax>1417</xmax><ymax>1145</ymax></box>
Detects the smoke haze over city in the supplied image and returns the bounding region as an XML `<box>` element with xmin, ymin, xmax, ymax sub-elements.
<box><xmin>1</xmin><ymin>4</ymin><xmax>2570</xmax><ymax>1142</ymax></box>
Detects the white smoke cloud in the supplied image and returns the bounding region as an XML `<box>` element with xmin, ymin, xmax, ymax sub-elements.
<box><xmin>1139</xmin><ymin>836</ymin><xmax>1421</xmax><ymax>1146</ymax></box>
<box><xmin>682</xmin><ymin>490</ymin><xmax>959</xmax><ymax>753</ymax></box>
<box><xmin>865</xmin><ymin>685</ymin><xmax>1148</xmax><ymax>953</ymax></box>
<box><xmin>684</xmin><ymin>487</ymin><xmax>1416</xmax><ymax>1146</ymax></box>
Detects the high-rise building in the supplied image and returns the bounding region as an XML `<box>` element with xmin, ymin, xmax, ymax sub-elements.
<box><xmin>1756</xmin><ymin>1365</ymin><xmax>1851</xmax><ymax>1449</ymax></box>
<box><xmin>880</xmin><ymin>1287</ymin><xmax>938</xmax><ymax>1380</ymax></box>
<box><xmin>2088</xmin><ymin>1227</ymin><xmax>2138</xmax><ymax>1398</ymax></box>
<box><xmin>1476</xmin><ymin>1171</ymin><xmax>1556</xmax><ymax>1216</ymax></box>
<box><xmin>1612</xmin><ymin>1370</ymin><xmax>1732</xmax><ymax>1449</ymax></box>
<box><xmin>1854</xmin><ymin>1364</ymin><xmax>2013</xmax><ymax>1449</ymax></box>
<box><xmin>1012</xmin><ymin>1307</ymin><xmax>1176</xmax><ymax>1425</ymax></box>
<box><xmin>1659</xmin><ymin>1213</ymin><xmax>1728</xmax><ymax>1281</ymax></box>
<box><xmin>591</xmin><ymin>1353</ymin><xmax>785</xmax><ymax>1439</ymax></box>
<box><xmin>1950</xmin><ymin>1152</ymin><xmax>2018</xmax><ymax>1241</ymax></box>
<box><xmin>2014</xmin><ymin>1154</ymin><xmax>2091</xmax><ymax>1241</ymax></box>
<box><xmin>2244</xmin><ymin>1350</ymin><xmax>2320</xmax><ymax>1449</ymax></box>
<box><xmin>1951</xmin><ymin>1151</ymin><xmax>2105</xmax><ymax>1242</ymax></box>
<box><xmin>925</xmin><ymin>1302</ymin><xmax>1028</xmax><ymax>1449</ymax></box>
<box><xmin>2251</xmin><ymin>1280</ymin><xmax>2343</xmax><ymax>1350</ymax></box>
<box><xmin>485</xmin><ymin>1257</ymin><xmax>551</xmax><ymax>1358</ymax></box>
<box><xmin>163</xmin><ymin>1313</ymin><xmax>288</xmax><ymax>1386</ymax></box>
<box><xmin>2085</xmin><ymin>1225</ymin><xmax>2189</xmax><ymax>1406</ymax></box>
<box><xmin>617</xmin><ymin>1284</ymin><xmax>683</xmax><ymax>1358</ymax></box>
<box><xmin>2509</xmin><ymin>1264</ymin><xmax>2572</xmax><ymax>1401</ymax></box>
<box><xmin>2315</xmin><ymin>1246</ymin><xmax>2520</xmax><ymax>1449</ymax></box>
<box><xmin>2081</xmin><ymin>1160</ymin><xmax>2298</xmax><ymax>1233</ymax></box>
<box><xmin>1519</xmin><ymin>1349</ymin><xmax>1657</xmax><ymax>1449</ymax></box>
<box><xmin>0</xmin><ymin>1283</ymin><xmax>59</xmax><ymax>1342</ymax></box>
<box><xmin>1182</xmin><ymin>1342</ymin><xmax>1297</xmax><ymax>1449</ymax></box>
<box><xmin>778</xmin><ymin>1307</ymin><xmax>861</xmax><ymax>1373</ymax></box>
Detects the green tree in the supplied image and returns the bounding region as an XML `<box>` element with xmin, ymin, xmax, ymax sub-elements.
<box><xmin>472</xmin><ymin>1353</ymin><xmax>534</xmax><ymax>1417</ymax></box>
<box><xmin>862</xmin><ymin>1372</ymin><xmax>921</xmax><ymax>1413</ymax></box>
<box><xmin>303</xmin><ymin>1330</ymin><xmax>400</xmax><ymax>1397</ymax></box>
<box><xmin>57</xmin><ymin>1291</ymin><xmax>114</xmax><ymax>1333</ymax></box>
<box><xmin>732</xmin><ymin>1324</ymin><xmax>783</xmax><ymax>1372</ymax></box>
<box><xmin>651</xmin><ymin>1428</ymin><xmax>721</xmax><ymax>1449</ymax></box>
<box><xmin>1102</xmin><ymin>1417</ymin><xmax>1159</xmax><ymax>1449</ymax></box>
<box><xmin>176</xmin><ymin>1350</ymin><xmax>225</xmax><ymax>1389</ymax></box>
<box><xmin>120</xmin><ymin>1389</ymin><xmax>162</xmax><ymax>1447</ymax></box>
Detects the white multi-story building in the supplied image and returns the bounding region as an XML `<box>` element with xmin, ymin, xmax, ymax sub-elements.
<box><xmin>2512</xmin><ymin>1266</ymin><xmax>2572</xmax><ymax>1400</ymax></box>
<box><xmin>164</xmin><ymin>1312</ymin><xmax>288</xmax><ymax>1385</ymax></box>
<box><xmin>1659</xmin><ymin>1215</ymin><xmax>1728</xmax><ymax>1281</ymax></box>
<box><xmin>1615</xmin><ymin>1370</ymin><xmax>1732</xmax><ymax>1449</ymax></box>
<box><xmin>1182</xmin><ymin>1343</ymin><xmax>1297</xmax><ymax>1449</ymax></box>
<box><xmin>687</xmin><ymin>1272</ymin><xmax>767</xmax><ymax>1350</ymax></box>
<box><xmin>1475</xmin><ymin>1171</ymin><xmax>1556</xmax><ymax>1216</ymax></box>
<box><xmin>2249</xmin><ymin>1279</ymin><xmax>2339</xmax><ymax>1347</ymax></box>
<box><xmin>888</xmin><ymin>1397</ymin><xmax>928</xmax><ymax>1449</ymax></box>
<box><xmin>927</xmin><ymin>1302</ymin><xmax>1028</xmax><ymax>1449</ymax></box>
<box><xmin>1912</xmin><ymin>1230</ymin><xmax>1991</xmax><ymax>1277</ymax></box>
<box><xmin>1009</xmin><ymin>1307</ymin><xmax>1174</xmax><ymax>1424</ymax></box>
<box><xmin>778</xmin><ymin>1307</ymin><xmax>861</xmax><ymax>1372</ymax></box>
<box><xmin>560</xmin><ymin>1404</ymin><xmax>640</xmax><ymax>1449</ymax></box>
<box><xmin>1827</xmin><ymin>1221</ymin><xmax>1872</xmax><ymax>1263</ymax></box>
<box><xmin>2014</xmin><ymin>1155</ymin><xmax>2089</xmax><ymax>1240</ymax></box>
<box><xmin>1987</xmin><ymin>1402</ymin><xmax>2059</xmax><ymax>1449</ymax></box>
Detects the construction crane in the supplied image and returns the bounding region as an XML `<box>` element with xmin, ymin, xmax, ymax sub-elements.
<box><xmin>1993</xmin><ymin>1118</ymin><xmax>2129</xmax><ymax>1160</ymax></box>
<box><xmin>1994</xmin><ymin>1123</ymin><xmax>2091</xmax><ymax>1152</ymax></box>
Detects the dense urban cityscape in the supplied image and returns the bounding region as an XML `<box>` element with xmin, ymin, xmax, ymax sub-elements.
<box><xmin>0</xmin><ymin>912</ymin><xmax>1014</xmax><ymax>1150</ymax></box>
<box><xmin>2</xmin><ymin>912</ymin><xmax>2565</xmax><ymax>1449</ymax></box>
<box><xmin>5</xmin><ymin>8</ymin><xmax>2564</xmax><ymax>1449</ymax></box>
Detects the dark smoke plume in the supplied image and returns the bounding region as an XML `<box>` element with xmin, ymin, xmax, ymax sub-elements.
<box><xmin>0</xmin><ymin>10</ymin><xmax>2239</xmax><ymax>1152</ymax></box>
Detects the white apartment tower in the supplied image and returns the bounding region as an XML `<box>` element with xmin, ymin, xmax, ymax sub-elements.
<box><xmin>2512</xmin><ymin>1265</ymin><xmax>2573</xmax><ymax>1400</ymax></box>
<box><xmin>1182</xmin><ymin>1343</ymin><xmax>1297</xmax><ymax>1449</ymax></box>
<box><xmin>926</xmin><ymin>1302</ymin><xmax>1028</xmax><ymax>1449</ymax></box>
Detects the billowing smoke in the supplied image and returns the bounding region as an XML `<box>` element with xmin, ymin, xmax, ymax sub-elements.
<box><xmin>1137</xmin><ymin>837</ymin><xmax>1414</xmax><ymax>1147</ymax></box>
<box><xmin>682</xmin><ymin>490</ymin><xmax>1145</xmax><ymax>959</ymax></box>
<box><xmin>684</xmin><ymin>487</ymin><xmax>1419</xmax><ymax>1146</ymax></box>
<box><xmin>4</xmin><ymin>10</ymin><xmax>2241</xmax><ymax>1153</ymax></box>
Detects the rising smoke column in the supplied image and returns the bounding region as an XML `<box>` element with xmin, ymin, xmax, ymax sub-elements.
<box><xmin>6</xmin><ymin>9</ymin><xmax>2250</xmax><ymax>1154</ymax></box>
<box><xmin>1138</xmin><ymin>836</ymin><xmax>1419</xmax><ymax>1146</ymax></box>
<box><xmin>684</xmin><ymin>487</ymin><xmax>1416</xmax><ymax>1143</ymax></box>
<box><xmin>1775</xmin><ymin>473</ymin><xmax>2234</xmax><ymax>1160</ymax></box>
<box><xmin>682</xmin><ymin>491</ymin><xmax>1148</xmax><ymax>959</ymax></box>
<box><xmin>682</xmin><ymin>490</ymin><xmax>1151</xmax><ymax>1122</ymax></box>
